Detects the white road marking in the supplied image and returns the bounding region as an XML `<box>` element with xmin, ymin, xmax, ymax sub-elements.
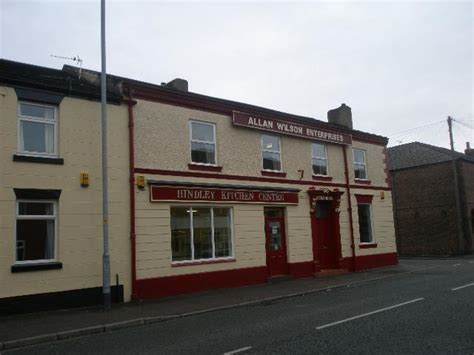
<box><xmin>453</xmin><ymin>264</ymin><xmax>461</xmax><ymax>267</ymax></box>
<box><xmin>224</xmin><ymin>346</ymin><xmax>252</xmax><ymax>355</ymax></box>
<box><xmin>469</xmin><ymin>261</ymin><xmax>474</xmax><ymax>264</ymax></box>
<box><xmin>316</xmin><ymin>298</ymin><xmax>424</xmax><ymax>330</ymax></box>
<box><xmin>451</xmin><ymin>282</ymin><xmax>474</xmax><ymax>291</ymax></box>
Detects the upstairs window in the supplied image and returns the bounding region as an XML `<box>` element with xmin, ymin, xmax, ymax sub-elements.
<box><xmin>262</xmin><ymin>134</ymin><xmax>282</xmax><ymax>171</ymax></box>
<box><xmin>16</xmin><ymin>201</ymin><xmax>57</xmax><ymax>263</ymax></box>
<box><xmin>312</xmin><ymin>143</ymin><xmax>328</xmax><ymax>175</ymax></box>
<box><xmin>353</xmin><ymin>148</ymin><xmax>367</xmax><ymax>180</ymax></box>
<box><xmin>18</xmin><ymin>102</ymin><xmax>57</xmax><ymax>156</ymax></box>
<box><xmin>190</xmin><ymin>121</ymin><xmax>216</xmax><ymax>165</ymax></box>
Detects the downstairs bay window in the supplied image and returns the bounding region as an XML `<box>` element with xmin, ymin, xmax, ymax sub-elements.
<box><xmin>171</xmin><ymin>206</ymin><xmax>233</xmax><ymax>262</ymax></box>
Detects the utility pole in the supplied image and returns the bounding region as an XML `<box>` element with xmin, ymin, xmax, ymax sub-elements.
<box><xmin>447</xmin><ymin>116</ymin><xmax>464</xmax><ymax>254</ymax></box>
<box><xmin>101</xmin><ymin>0</ymin><xmax>111</xmax><ymax>309</ymax></box>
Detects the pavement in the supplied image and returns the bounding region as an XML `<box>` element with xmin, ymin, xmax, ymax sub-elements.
<box><xmin>0</xmin><ymin>258</ymin><xmax>469</xmax><ymax>351</ymax></box>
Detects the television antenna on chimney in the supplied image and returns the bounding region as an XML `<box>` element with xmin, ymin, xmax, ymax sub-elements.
<box><xmin>50</xmin><ymin>54</ymin><xmax>83</xmax><ymax>79</ymax></box>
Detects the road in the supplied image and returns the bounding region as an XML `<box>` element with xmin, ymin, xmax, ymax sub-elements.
<box><xmin>6</xmin><ymin>260</ymin><xmax>474</xmax><ymax>354</ymax></box>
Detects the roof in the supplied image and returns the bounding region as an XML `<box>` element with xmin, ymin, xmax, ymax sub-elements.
<box><xmin>0</xmin><ymin>59</ymin><xmax>388</xmax><ymax>145</ymax></box>
<box><xmin>0</xmin><ymin>59</ymin><xmax>122</xmax><ymax>104</ymax></box>
<box><xmin>387</xmin><ymin>142</ymin><xmax>474</xmax><ymax>171</ymax></box>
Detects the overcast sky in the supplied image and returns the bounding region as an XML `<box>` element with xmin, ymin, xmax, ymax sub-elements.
<box><xmin>1</xmin><ymin>0</ymin><xmax>472</xmax><ymax>151</ymax></box>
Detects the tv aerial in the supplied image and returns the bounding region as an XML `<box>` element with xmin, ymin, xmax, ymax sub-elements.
<box><xmin>50</xmin><ymin>54</ymin><xmax>83</xmax><ymax>79</ymax></box>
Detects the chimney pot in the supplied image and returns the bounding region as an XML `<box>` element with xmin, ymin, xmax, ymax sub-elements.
<box><xmin>465</xmin><ymin>142</ymin><xmax>474</xmax><ymax>157</ymax></box>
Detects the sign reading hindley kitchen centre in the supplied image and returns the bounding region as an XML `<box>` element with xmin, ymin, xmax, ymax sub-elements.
<box><xmin>150</xmin><ymin>185</ymin><xmax>299</xmax><ymax>204</ymax></box>
<box><xmin>232</xmin><ymin>111</ymin><xmax>352</xmax><ymax>145</ymax></box>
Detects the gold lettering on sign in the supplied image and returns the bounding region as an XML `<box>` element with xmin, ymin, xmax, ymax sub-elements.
<box><xmin>177</xmin><ymin>189</ymin><xmax>215</xmax><ymax>200</ymax></box>
<box><xmin>258</xmin><ymin>192</ymin><xmax>285</xmax><ymax>202</ymax></box>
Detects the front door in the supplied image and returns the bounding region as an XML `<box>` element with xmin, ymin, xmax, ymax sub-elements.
<box><xmin>265</xmin><ymin>216</ymin><xmax>289</xmax><ymax>277</ymax></box>
<box><xmin>314</xmin><ymin>200</ymin><xmax>338</xmax><ymax>269</ymax></box>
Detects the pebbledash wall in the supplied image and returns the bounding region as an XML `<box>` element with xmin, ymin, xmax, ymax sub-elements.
<box><xmin>126</xmin><ymin>83</ymin><xmax>397</xmax><ymax>299</ymax></box>
<box><xmin>0</xmin><ymin>61</ymin><xmax>131</xmax><ymax>314</ymax></box>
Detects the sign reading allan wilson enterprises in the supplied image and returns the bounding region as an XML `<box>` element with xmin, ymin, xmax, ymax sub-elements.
<box><xmin>150</xmin><ymin>185</ymin><xmax>299</xmax><ymax>204</ymax></box>
<box><xmin>232</xmin><ymin>111</ymin><xmax>352</xmax><ymax>145</ymax></box>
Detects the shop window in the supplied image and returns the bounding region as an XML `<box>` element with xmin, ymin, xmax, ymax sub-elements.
<box><xmin>190</xmin><ymin>121</ymin><xmax>216</xmax><ymax>165</ymax></box>
<box><xmin>262</xmin><ymin>134</ymin><xmax>282</xmax><ymax>171</ymax></box>
<box><xmin>353</xmin><ymin>148</ymin><xmax>367</xmax><ymax>180</ymax></box>
<box><xmin>16</xmin><ymin>200</ymin><xmax>57</xmax><ymax>262</ymax></box>
<box><xmin>18</xmin><ymin>102</ymin><xmax>57</xmax><ymax>157</ymax></box>
<box><xmin>357</xmin><ymin>203</ymin><xmax>373</xmax><ymax>243</ymax></box>
<box><xmin>312</xmin><ymin>143</ymin><xmax>328</xmax><ymax>175</ymax></box>
<box><xmin>171</xmin><ymin>206</ymin><xmax>233</xmax><ymax>262</ymax></box>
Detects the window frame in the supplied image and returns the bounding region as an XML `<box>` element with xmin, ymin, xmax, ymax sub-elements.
<box><xmin>170</xmin><ymin>205</ymin><xmax>235</xmax><ymax>264</ymax></box>
<box><xmin>357</xmin><ymin>203</ymin><xmax>374</xmax><ymax>244</ymax></box>
<box><xmin>14</xmin><ymin>199</ymin><xmax>58</xmax><ymax>265</ymax></box>
<box><xmin>352</xmin><ymin>148</ymin><xmax>368</xmax><ymax>180</ymax></box>
<box><xmin>261</xmin><ymin>134</ymin><xmax>283</xmax><ymax>172</ymax></box>
<box><xmin>189</xmin><ymin>120</ymin><xmax>217</xmax><ymax>166</ymax></box>
<box><xmin>311</xmin><ymin>142</ymin><xmax>329</xmax><ymax>176</ymax></box>
<box><xmin>17</xmin><ymin>101</ymin><xmax>58</xmax><ymax>158</ymax></box>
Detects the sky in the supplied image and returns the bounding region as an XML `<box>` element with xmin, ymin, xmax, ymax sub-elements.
<box><xmin>1</xmin><ymin>0</ymin><xmax>473</xmax><ymax>151</ymax></box>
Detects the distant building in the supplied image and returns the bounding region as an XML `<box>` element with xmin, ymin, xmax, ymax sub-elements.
<box><xmin>387</xmin><ymin>142</ymin><xmax>474</xmax><ymax>256</ymax></box>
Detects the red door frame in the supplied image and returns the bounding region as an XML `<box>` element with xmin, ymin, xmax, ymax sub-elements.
<box><xmin>308</xmin><ymin>189</ymin><xmax>344</xmax><ymax>272</ymax></box>
<box><xmin>265</xmin><ymin>216</ymin><xmax>289</xmax><ymax>277</ymax></box>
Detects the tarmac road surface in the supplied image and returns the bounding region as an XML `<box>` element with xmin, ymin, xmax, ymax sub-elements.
<box><xmin>5</xmin><ymin>260</ymin><xmax>474</xmax><ymax>354</ymax></box>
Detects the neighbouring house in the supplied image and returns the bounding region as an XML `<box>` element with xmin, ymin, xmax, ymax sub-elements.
<box><xmin>387</xmin><ymin>142</ymin><xmax>474</xmax><ymax>256</ymax></box>
<box><xmin>1</xmin><ymin>58</ymin><xmax>398</xmax><ymax>311</ymax></box>
<box><xmin>0</xmin><ymin>59</ymin><xmax>131</xmax><ymax>314</ymax></box>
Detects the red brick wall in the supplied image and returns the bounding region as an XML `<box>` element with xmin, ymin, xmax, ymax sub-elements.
<box><xmin>391</xmin><ymin>162</ymin><xmax>459</xmax><ymax>256</ymax></box>
<box><xmin>459</xmin><ymin>161</ymin><xmax>474</xmax><ymax>252</ymax></box>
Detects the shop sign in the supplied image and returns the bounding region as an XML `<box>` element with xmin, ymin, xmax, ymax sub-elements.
<box><xmin>150</xmin><ymin>185</ymin><xmax>299</xmax><ymax>204</ymax></box>
<box><xmin>232</xmin><ymin>111</ymin><xmax>352</xmax><ymax>145</ymax></box>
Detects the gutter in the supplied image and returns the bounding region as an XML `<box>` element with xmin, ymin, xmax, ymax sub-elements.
<box><xmin>343</xmin><ymin>146</ymin><xmax>356</xmax><ymax>271</ymax></box>
<box><xmin>124</xmin><ymin>84</ymin><xmax>138</xmax><ymax>300</ymax></box>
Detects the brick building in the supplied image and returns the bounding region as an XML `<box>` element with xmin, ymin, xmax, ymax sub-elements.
<box><xmin>387</xmin><ymin>142</ymin><xmax>474</xmax><ymax>256</ymax></box>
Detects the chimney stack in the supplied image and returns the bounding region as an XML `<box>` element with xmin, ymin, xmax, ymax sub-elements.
<box><xmin>327</xmin><ymin>103</ymin><xmax>353</xmax><ymax>130</ymax></box>
<box><xmin>166</xmin><ymin>78</ymin><xmax>188</xmax><ymax>92</ymax></box>
<box><xmin>465</xmin><ymin>142</ymin><xmax>474</xmax><ymax>157</ymax></box>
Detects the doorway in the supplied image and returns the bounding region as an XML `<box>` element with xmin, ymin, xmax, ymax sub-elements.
<box><xmin>264</xmin><ymin>208</ymin><xmax>288</xmax><ymax>277</ymax></box>
<box><xmin>313</xmin><ymin>200</ymin><xmax>339</xmax><ymax>269</ymax></box>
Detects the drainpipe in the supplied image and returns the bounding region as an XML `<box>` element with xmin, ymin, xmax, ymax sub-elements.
<box><xmin>125</xmin><ymin>84</ymin><xmax>138</xmax><ymax>299</ymax></box>
<box><xmin>343</xmin><ymin>146</ymin><xmax>356</xmax><ymax>271</ymax></box>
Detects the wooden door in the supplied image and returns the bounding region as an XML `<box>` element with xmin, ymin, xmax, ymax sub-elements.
<box><xmin>314</xmin><ymin>200</ymin><xmax>338</xmax><ymax>269</ymax></box>
<box><xmin>265</xmin><ymin>217</ymin><xmax>289</xmax><ymax>277</ymax></box>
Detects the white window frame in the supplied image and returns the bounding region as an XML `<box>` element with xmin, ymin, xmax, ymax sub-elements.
<box><xmin>170</xmin><ymin>205</ymin><xmax>235</xmax><ymax>264</ymax></box>
<box><xmin>15</xmin><ymin>200</ymin><xmax>58</xmax><ymax>264</ymax></box>
<box><xmin>189</xmin><ymin>120</ymin><xmax>217</xmax><ymax>166</ymax></box>
<box><xmin>17</xmin><ymin>101</ymin><xmax>58</xmax><ymax>157</ymax></box>
<box><xmin>311</xmin><ymin>142</ymin><xmax>329</xmax><ymax>176</ymax></box>
<box><xmin>357</xmin><ymin>203</ymin><xmax>374</xmax><ymax>244</ymax></box>
<box><xmin>261</xmin><ymin>134</ymin><xmax>282</xmax><ymax>172</ymax></box>
<box><xmin>353</xmin><ymin>148</ymin><xmax>368</xmax><ymax>180</ymax></box>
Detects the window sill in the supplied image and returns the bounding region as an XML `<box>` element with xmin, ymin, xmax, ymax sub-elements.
<box><xmin>312</xmin><ymin>175</ymin><xmax>333</xmax><ymax>181</ymax></box>
<box><xmin>261</xmin><ymin>170</ymin><xmax>287</xmax><ymax>178</ymax></box>
<box><xmin>354</xmin><ymin>179</ymin><xmax>371</xmax><ymax>185</ymax></box>
<box><xmin>188</xmin><ymin>163</ymin><xmax>223</xmax><ymax>172</ymax></box>
<box><xmin>13</xmin><ymin>154</ymin><xmax>64</xmax><ymax>165</ymax></box>
<box><xmin>11</xmin><ymin>262</ymin><xmax>63</xmax><ymax>273</ymax></box>
<box><xmin>359</xmin><ymin>243</ymin><xmax>378</xmax><ymax>249</ymax></box>
<box><xmin>172</xmin><ymin>258</ymin><xmax>236</xmax><ymax>267</ymax></box>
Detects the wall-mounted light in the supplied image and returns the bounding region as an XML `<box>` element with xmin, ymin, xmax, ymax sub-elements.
<box><xmin>380</xmin><ymin>191</ymin><xmax>385</xmax><ymax>200</ymax></box>
<box><xmin>80</xmin><ymin>172</ymin><xmax>89</xmax><ymax>187</ymax></box>
<box><xmin>136</xmin><ymin>175</ymin><xmax>146</xmax><ymax>189</ymax></box>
